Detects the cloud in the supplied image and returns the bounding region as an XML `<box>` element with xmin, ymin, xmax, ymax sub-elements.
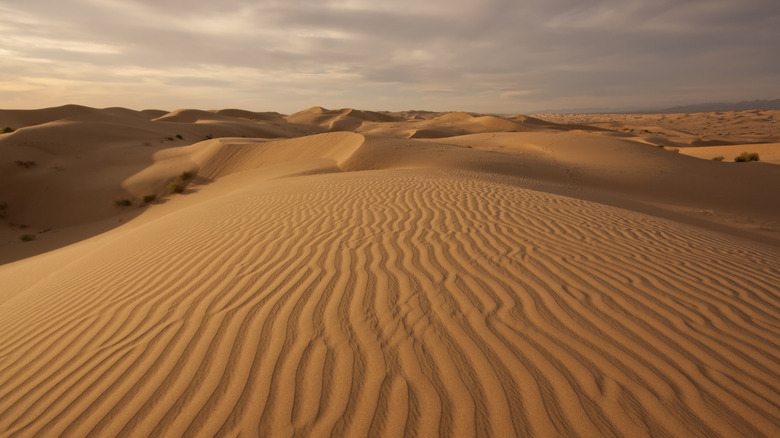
<box><xmin>0</xmin><ymin>0</ymin><xmax>778</xmax><ymax>112</ymax></box>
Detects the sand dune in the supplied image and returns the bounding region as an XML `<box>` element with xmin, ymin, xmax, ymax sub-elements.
<box><xmin>0</xmin><ymin>105</ymin><xmax>98</xmax><ymax>129</ymax></box>
<box><xmin>422</xmin><ymin>131</ymin><xmax>780</xmax><ymax>235</ymax></box>
<box><xmin>1</xmin><ymin>106</ymin><xmax>779</xmax><ymax>437</ymax></box>
<box><xmin>535</xmin><ymin>110</ymin><xmax>779</xmax><ymax>148</ymax></box>
<box><xmin>286</xmin><ymin>107</ymin><xmax>399</xmax><ymax>132</ymax></box>
<box><xmin>212</xmin><ymin>109</ymin><xmax>285</xmax><ymax>122</ymax></box>
<box><xmin>286</xmin><ymin>107</ymin><xmax>576</xmax><ymax>140</ymax></box>
<box><xmin>0</xmin><ymin>106</ymin><xmax>326</xmax><ymax>262</ymax></box>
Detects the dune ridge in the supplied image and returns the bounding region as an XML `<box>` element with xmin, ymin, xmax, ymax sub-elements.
<box><xmin>1</xmin><ymin>105</ymin><xmax>779</xmax><ymax>437</ymax></box>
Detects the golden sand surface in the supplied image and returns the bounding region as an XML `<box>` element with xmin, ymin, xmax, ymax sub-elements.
<box><xmin>1</xmin><ymin>106</ymin><xmax>779</xmax><ymax>437</ymax></box>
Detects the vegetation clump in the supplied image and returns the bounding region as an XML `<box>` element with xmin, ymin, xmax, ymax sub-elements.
<box><xmin>115</xmin><ymin>199</ymin><xmax>132</xmax><ymax>207</ymax></box>
<box><xmin>14</xmin><ymin>160</ymin><xmax>37</xmax><ymax>168</ymax></box>
<box><xmin>169</xmin><ymin>182</ymin><xmax>185</xmax><ymax>194</ymax></box>
<box><xmin>712</xmin><ymin>156</ymin><xmax>725</xmax><ymax>161</ymax></box>
<box><xmin>142</xmin><ymin>194</ymin><xmax>157</xmax><ymax>203</ymax></box>
<box><xmin>734</xmin><ymin>152</ymin><xmax>760</xmax><ymax>162</ymax></box>
<box><xmin>2</xmin><ymin>126</ymin><xmax>14</xmax><ymax>134</ymax></box>
<box><xmin>20</xmin><ymin>234</ymin><xmax>36</xmax><ymax>242</ymax></box>
<box><xmin>178</xmin><ymin>171</ymin><xmax>194</xmax><ymax>181</ymax></box>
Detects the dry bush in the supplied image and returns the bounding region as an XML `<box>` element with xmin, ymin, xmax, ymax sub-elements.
<box><xmin>734</xmin><ymin>152</ymin><xmax>760</xmax><ymax>162</ymax></box>
<box><xmin>169</xmin><ymin>182</ymin><xmax>185</xmax><ymax>194</ymax></box>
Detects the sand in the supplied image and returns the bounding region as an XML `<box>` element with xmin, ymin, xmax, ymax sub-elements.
<box><xmin>1</xmin><ymin>106</ymin><xmax>779</xmax><ymax>437</ymax></box>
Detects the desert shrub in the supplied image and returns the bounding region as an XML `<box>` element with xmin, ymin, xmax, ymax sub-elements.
<box><xmin>166</xmin><ymin>136</ymin><xmax>175</xmax><ymax>141</ymax></box>
<box><xmin>712</xmin><ymin>156</ymin><xmax>725</xmax><ymax>161</ymax></box>
<box><xmin>176</xmin><ymin>134</ymin><xmax>183</xmax><ymax>140</ymax></box>
<box><xmin>20</xmin><ymin>234</ymin><xmax>35</xmax><ymax>242</ymax></box>
<box><xmin>734</xmin><ymin>152</ymin><xmax>760</xmax><ymax>162</ymax></box>
<box><xmin>14</xmin><ymin>160</ymin><xmax>37</xmax><ymax>168</ymax></box>
<box><xmin>204</xmin><ymin>134</ymin><xmax>213</xmax><ymax>140</ymax></box>
<box><xmin>169</xmin><ymin>182</ymin><xmax>185</xmax><ymax>194</ymax></box>
<box><xmin>2</xmin><ymin>126</ymin><xmax>14</xmax><ymax>134</ymax></box>
<box><xmin>669</xmin><ymin>148</ymin><xmax>680</xmax><ymax>153</ymax></box>
<box><xmin>142</xmin><ymin>194</ymin><xmax>157</xmax><ymax>203</ymax></box>
<box><xmin>178</xmin><ymin>170</ymin><xmax>193</xmax><ymax>181</ymax></box>
<box><xmin>115</xmin><ymin>199</ymin><xmax>132</xmax><ymax>207</ymax></box>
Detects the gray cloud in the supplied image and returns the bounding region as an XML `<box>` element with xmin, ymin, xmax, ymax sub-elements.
<box><xmin>1</xmin><ymin>0</ymin><xmax>777</xmax><ymax>113</ymax></box>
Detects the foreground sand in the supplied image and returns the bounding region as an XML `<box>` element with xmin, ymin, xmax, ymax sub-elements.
<box><xmin>1</xmin><ymin>106</ymin><xmax>779</xmax><ymax>436</ymax></box>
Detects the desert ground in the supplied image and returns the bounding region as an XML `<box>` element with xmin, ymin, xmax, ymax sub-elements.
<box><xmin>0</xmin><ymin>105</ymin><xmax>779</xmax><ymax>437</ymax></box>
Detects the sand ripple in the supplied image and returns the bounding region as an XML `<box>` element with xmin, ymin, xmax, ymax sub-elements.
<box><xmin>1</xmin><ymin>169</ymin><xmax>779</xmax><ymax>437</ymax></box>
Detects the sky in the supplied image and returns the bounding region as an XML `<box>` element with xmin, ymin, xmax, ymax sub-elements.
<box><xmin>1</xmin><ymin>0</ymin><xmax>778</xmax><ymax>114</ymax></box>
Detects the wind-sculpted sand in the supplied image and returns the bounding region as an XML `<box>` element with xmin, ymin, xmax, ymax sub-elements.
<box><xmin>1</xmin><ymin>106</ymin><xmax>779</xmax><ymax>437</ymax></box>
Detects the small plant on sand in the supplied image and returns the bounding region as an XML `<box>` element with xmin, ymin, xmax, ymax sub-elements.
<box><xmin>178</xmin><ymin>170</ymin><xmax>194</xmax><ymax>181</ymax></box>
<box><xmin>14</xmin><ymin>160</ymin><xmax>37</xmax><ymax>168</ymax></box>
<box><xmin>2</xmin><ymin>126</ymin><xmax>14</xmax><ymax>134</ymax></box>
<box><xmin>176</xmin><ymin>134</ymin><xmax>183</xmax><ymax>140</ymax></box>
<box><xmin>168</xmin><ymin>182</ymin><xmax>185</xmax><ymax>194</ymax></box>
<box><xmin>142</xmin><ymin>194</ymin><xmax>157</xmax><ymax>203</ymax></box>
<box><xmin>204</xmin><ymin>134</ymin><xmax>213</xmax><ymax>140</ymax></box>
<box><xmin>712</xmin><ymin>156</ymin><xmax>725</xmax><ymax>161</ymax></box>
<box><xmin>115</xmin><ymin>199</ymin><xmax>132</xmax><ymax>207</ymax></box>
<box><xmin>20</xmin><ymin>234</ymin><xmax>36</xmax><ymax>242</ymax></box>
<box><xmin>734</xmin><ymin>152</ymin><xmax>760</xmax><ymax>162</ymax></box>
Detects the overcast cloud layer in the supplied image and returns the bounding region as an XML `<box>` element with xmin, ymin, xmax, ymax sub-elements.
<box><xmin>1</xmin><ymin>0</ymin><xmax>778</xmax><ymax>113</ymax></box>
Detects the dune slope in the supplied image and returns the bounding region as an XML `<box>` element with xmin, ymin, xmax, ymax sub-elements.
<box><xmin>0</xmin><ymin>107</ymin><xmax>323</xmax><ymax>263</ymax></box>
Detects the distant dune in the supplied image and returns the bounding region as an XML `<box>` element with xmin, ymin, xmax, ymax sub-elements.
<box><xmin>654</xmin><ymin>98</ymin><xmax>780</xmax><ymax>113</ymax></box>
<box><xmin>533</xmin><ymin>111</ymin><xmax>780</xmax><ymax>166</ymax></box>
<box><xmin>1</xmin><ymin>106</ymin><xmax>779</xmax><ymax>436</ymax></box>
